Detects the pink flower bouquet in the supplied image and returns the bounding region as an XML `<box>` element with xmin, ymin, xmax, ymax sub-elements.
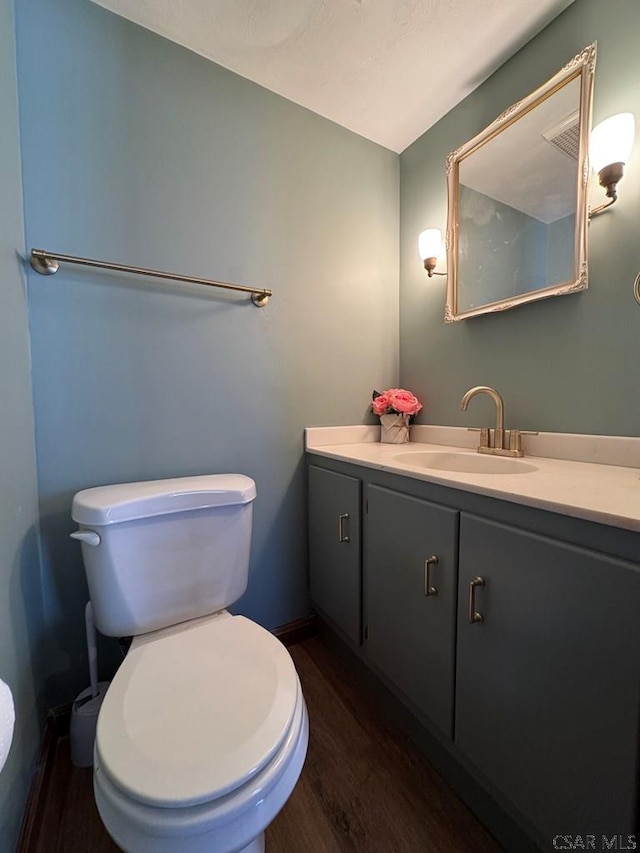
<box><xmin>372</xmin><ymin>388</ymin><xmax>422</xmax><ymax>443</ymax></box>
<box><xmin>371</xmin><ymin>388</ymin><xmax>423</xmax><ymax>420</ymax></box>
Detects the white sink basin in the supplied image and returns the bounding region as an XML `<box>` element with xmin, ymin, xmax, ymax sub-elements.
<box><xmin>394</xmin><ymin>451</ymin><xmax>538</xmax><ymax>475</ymax></box>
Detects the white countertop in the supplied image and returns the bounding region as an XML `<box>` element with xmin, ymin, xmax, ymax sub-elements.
<box><xmin>305</xmin><ymin>425</ymin><xmax>640</xmax><ymax>533</ymax></box>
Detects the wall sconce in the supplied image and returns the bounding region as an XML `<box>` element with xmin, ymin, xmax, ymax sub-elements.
<box><xmin>418</xmin><ymin>229</ymin><xmax>446</xmax><ymax>277</ymax></box>
<box><xmin>590</xmin><ymin>112</ymin><xmax>635</xmax><ymax>216</ymax></box>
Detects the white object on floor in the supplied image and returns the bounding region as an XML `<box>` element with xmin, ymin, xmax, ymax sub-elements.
<box><xmin>0</xmin><ymin>678</ymin><xmax>15</xmax><ymax>774</ymax></box>
<box><xmin>70</xmin><ymin>681</ymin><xmax>110</xmax><ymax>768</ymax></box>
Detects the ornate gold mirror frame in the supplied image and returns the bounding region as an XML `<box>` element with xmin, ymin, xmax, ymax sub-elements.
<box><xmin>445</xmin><ymin>43</ymin><xmax>596</xmax><ymax>322</ymax></box>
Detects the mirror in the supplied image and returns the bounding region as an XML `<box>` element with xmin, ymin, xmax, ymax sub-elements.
<box><xmin>445</xmin><ymin>43</ymin><xmax>596</xmax><ymax>322</ymax></box>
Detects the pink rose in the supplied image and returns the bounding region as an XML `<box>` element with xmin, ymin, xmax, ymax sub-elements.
<box><xmin>372</xmin><ymin>393</ymin><xmax>391</xmax><ymax>416</ymax></box>
<box><xmin>388</xmin><ymin>389</ymin><xmax>422</xmax><ymax>416</ymax></box>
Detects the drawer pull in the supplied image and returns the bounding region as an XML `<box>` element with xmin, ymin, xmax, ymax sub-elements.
<box><xmin>338</xmin><ymin>513</ymin><xmax>350</xmax><ymax>543</ymax></box>
<box><xmin>424</xmin><ymin>555</ymin><xmax>439</xmax><ymax>596</ymax></box>
<box><xmin>468</xmin><ymin>576</ymin><xmax>485</xmax><ymax>623</ymax></box>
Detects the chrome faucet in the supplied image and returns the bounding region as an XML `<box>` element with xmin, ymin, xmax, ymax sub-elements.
<box><xmin>460</xmin><ymin>386</ymin><xmax>524</xmax><ymax>457</ymax></box>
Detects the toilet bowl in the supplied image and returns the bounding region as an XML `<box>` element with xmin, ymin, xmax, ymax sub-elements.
<box><xmin>71</xmin><ymin>474</ymin><xmax>309</xmax><ymax>852</ymax></box>
<box><xmin>93</xmin><ymin>612</ymin><xmax>308</xmax><ymax>852</ymax></box>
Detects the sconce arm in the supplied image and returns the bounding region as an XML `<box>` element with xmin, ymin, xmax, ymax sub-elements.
<box><xmin>589</xmin><ymin>196</ymin><xmax>617</xmax><ymax>218</ymax></box>
<box><xmin>589</xmin><ymin>162</ymin><xmax>623</xmax><ymax>218</ymax></box>
<box><xmin>423</xmin><ymin>257</ymin><xmax>447</xmax><ymax>277</ymax></box>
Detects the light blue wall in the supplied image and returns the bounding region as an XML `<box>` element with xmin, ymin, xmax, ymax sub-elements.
<box><xmin>400</xmin><ymin>0</ymin><xmax>640</xmax><ymax>435</ymax></box>
<box><xmin>0</xmin><ymin>0</ymin><xmax>46</xmax><ymax>845</ymax></box>
<box><xmin>15</xmin><ymin>0</ymin><xmax>399</xmax><ymax>704</ymax></box>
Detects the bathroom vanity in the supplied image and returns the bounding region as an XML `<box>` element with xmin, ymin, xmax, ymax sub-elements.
<box><xmin>306</xmin><ymin>426</ymin><xmax>640</xmax><ymax>851</ymax></box>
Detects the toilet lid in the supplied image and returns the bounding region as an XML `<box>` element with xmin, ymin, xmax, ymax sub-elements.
<box><xmin>95</xmin><ymin>613</ymin><xmax>300</xmax><ymax>808</ymax></box>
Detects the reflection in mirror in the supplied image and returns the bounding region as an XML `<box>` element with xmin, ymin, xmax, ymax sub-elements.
<box><xmin>445</xmin><ymin>44</ymin><xmax>596</xmax><ymax>322</ymax></box>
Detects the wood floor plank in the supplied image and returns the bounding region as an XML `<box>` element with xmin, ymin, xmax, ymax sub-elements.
<box><xmin>36</xmin><ymin>637</ymin><xmax>503</xmax><ymax>852</ymax></box>
<box><xmin>265</xmin><ymin>771</ymin><xmax>343</xmax><ymax>853</ymax></box>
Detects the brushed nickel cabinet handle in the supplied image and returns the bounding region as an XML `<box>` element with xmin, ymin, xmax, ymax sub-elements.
<box><xmin>468</xmin><ymin>576</ymin><xmax>485</xmax><ymax>623</ymax></box>
<box><xmin>338</xmin><ymin>513</ymin><xmax>350</xmax><ymax>543</ymax></box>
<box><xmin>424</xmin><ymin>555</ymin><xmax>439</xmax><ymax>596</ymax></box>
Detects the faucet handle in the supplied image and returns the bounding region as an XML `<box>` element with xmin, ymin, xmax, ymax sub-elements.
<box><xmin>507</xmin><ymin>429</ymin><xmax>522</xmax><ymax>454</ymax></box>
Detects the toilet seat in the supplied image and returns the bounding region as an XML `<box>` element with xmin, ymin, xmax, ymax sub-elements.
<box><xmin>96</xmin><ymin>611</ymin><xmax>300</xmax><ymax>808</ymax></box>
<box><xmin>94</xmin><ymin>686</ymin><xmax>308</xmax><ymax>852</ymax></box>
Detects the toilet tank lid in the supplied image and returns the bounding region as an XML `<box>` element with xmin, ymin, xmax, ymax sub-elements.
<box><xmin>72</xmin><ymin>474</ymin><xmax>256</xmax><ymax>526</ymax></box>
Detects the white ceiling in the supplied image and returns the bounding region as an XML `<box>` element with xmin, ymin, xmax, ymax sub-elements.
<box><xmin>90</xmin><ymin>0</ymin><xmax>576</xmax><ymax>153</ymax></box>
<box><xmin>460</xmin><ymin>80</ymin><xmax>580</xmax><ymax>223</ymax></box>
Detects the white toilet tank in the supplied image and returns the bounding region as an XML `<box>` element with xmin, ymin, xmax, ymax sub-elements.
<box><xmin>71</xmin><ymin>474</ymin><xmax>257</xmax><ymax>637</ymax></box>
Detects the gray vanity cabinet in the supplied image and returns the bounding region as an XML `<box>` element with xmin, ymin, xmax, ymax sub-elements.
<box><xmin>308</xmin><ymin>454</ymin><xmax>640</xmax><ymax>849</ymax></box>
<box><xmin>365</xmin><ymin>485</ymin><xmax>459</xmax><ymax>736</ymax></box>
<box><xmin>455</xmin><ymin>513</ymin><xmax>640</xmax><ymax>841</ymax></box>
<box><xmin>308</xmin><ymin>465</ymin><xmax>362</xmax><ymax>644</ymax></box>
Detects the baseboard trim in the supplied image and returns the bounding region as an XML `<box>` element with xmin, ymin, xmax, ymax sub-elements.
<box><xmin>16</xmin><ymin>708</ymin><xmax>70</xmax><ymax>853</ymax></box>
<box><xmin>272</xmin><ymin>614</ymin><xmax>318</xmax><ymax>647</ymax></box>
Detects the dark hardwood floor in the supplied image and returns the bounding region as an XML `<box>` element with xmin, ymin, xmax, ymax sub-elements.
<box><xmin>33</xmin><ymin>636</ymin><xmax>502</xmax><ymax>852</ymax></box>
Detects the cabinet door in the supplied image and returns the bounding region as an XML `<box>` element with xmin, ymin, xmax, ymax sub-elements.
<box><xmin>366</xmin><ymin>485</ymin><xmax>459</xmax><ymax>736</ymax></box>
<box><xmin>308</xmin><ymin>465</ymin><xmax>361</xmax><ymax>644</ymax></box>
<box><xmin>456</xmin><ymin>514</ymin><xmax>640</xmax><ymax>841</ymax></box>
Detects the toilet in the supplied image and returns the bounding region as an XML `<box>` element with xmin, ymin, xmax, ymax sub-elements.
<box><xmin>70</xmin><ymin>473</ymin><xmax>309</xmax><ymax>853</ymax></box>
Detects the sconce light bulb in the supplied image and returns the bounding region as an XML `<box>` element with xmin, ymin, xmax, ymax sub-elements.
<box><xmin>418</xmin><ymin>229</ymin><xmax>443</xmax><ymax>265</ymax></box>
<box><xmin>590</xmin><ymin>112</ymin><xmax>635</xmax><ymax>175</ymax></box>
